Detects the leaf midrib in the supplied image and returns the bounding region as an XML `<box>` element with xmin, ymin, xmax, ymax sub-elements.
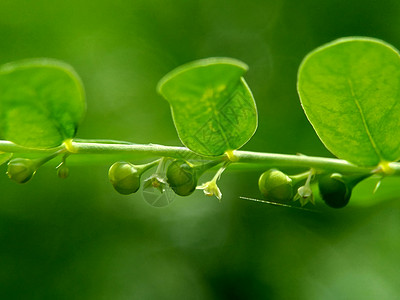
<box><xmin>347</xmin><ymin>78</ymin><xmax>383</xmax><ymax>162</ymax></box>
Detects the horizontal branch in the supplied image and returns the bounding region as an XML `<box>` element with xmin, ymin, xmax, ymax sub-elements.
<box><xmin>1</xmin><ymin>139</ymin><xmax>399</xmax><ymax>175</ymax></box>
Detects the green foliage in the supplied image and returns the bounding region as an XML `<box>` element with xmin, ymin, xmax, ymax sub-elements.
<box><xmin>0</xmin><ymin>59</ymin><xmax>86</xmax><ymax>148</ymax></box>
<box><xmin>5</xmin><ymin>2</ymin><xmax>400</xmax><ymax>299</ymax></box>
<box><xmin>298</xmin><ymin>37</ymin><xmax>400</xmax><ymax>167</ymax></box>
<box><xmin>1</xmin><ymin>37</ymin><xmax>400</xmax><ymax>208</ymax></box>
<box><xmin>157</xmin><ymin>58</ymin><xmax>257</xmax><ymax>156</ymax></box>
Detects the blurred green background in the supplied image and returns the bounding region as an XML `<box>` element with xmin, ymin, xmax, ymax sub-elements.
<box><xmin>1</xmin><ymin>0</ymin><xmax>400</xmax><ymax>299</ymax></box>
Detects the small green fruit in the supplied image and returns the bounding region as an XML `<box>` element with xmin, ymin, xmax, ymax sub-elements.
<box><xmin>166</xmin><ymin>160</ymin><xmax>197</xmax><ymax>196</ymax></box>
<box><xmin>57</xmin><ymin>164</ymin><xmax>70</xmax><ymax>179</ymax></box>
<box><xmin>109</xmin><ymin>162</ymin><xmax>141</xmax><ymax>195</ymax></box>
<box><xmin>258</xmin><ymin>169</ymin><xmax>293</xmax><ymax>202</ymax></box>
<box><xmin>7</xmin><ymin>158</ymin><xmax>37</xmax><ymax>184</ymax></box>
<box><xmin>318</xmin><ymin>174</ymin><xmax>351</xmax><ymax>208</ymax></box>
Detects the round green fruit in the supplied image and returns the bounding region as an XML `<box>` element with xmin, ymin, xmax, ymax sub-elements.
<box><xmin>57</xmin><ymin>164</ymin><xmax>70</xmax><ymax>179</ymax></box>
<box><xmin>258</xmin><ymin>169</ymin><xmax>293</xmax><ymax>202</ymax></box>
<box><xmin>7</xmin><ymin>158</ymin><xmax>37</xmax><ymax>184</ymax></box>
<box><xmin>166</xmin><ymin>160</ymin><xmax>197</xmax><ymax>196</ymax></box>
<box><xmin>108</xmin><ymin>162</ymin><xmax>141</xmax><ymax>195</ymax></box>
<box><xmin>318</xmin><ymin>174</ymin><xmax>351</xmax><ymax>208</ymax></box>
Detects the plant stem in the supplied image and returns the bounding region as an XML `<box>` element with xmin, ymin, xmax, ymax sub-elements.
<box><xmin>1</xmin><ymin>139</ymin><xmax>397</xmax><ymax>175</ymax></box>
<box><xmin>234</xmin><ymin>151</ymin><xmax>373</xmax><ymax>174</ymax></box>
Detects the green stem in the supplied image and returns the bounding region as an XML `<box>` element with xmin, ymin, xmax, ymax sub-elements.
<box><xmin>34</xmin><ymin>149</ymin><xmax>66</xmax><ymax>168</ymax></box>
<box><xmin>290</xmin><ymin>170</ymin><xmax>312</xmax><ymax>186</ymax></box>
<box><xmin>0</xmin><ymin>139</ymin><xmax>396</xmax><ymax>176</ymax></box>
<box><xmin>195</xmin><ymin>158</ymin><xmax>225</xmax><ymax>175</ymax></box>
<box><xmin>214</xmin><ymin>161</ymin><xmax>230</xmax><ymax>181</ymax></box>
<box><xmin>154</xmin><ymin>157</ymin><xmax>168</xmax><ymax>175</ymax></box>
<box><xmin>136</xmin><ymin>158</ymin><xmax>162</xmax><ymax>174</ymax></box>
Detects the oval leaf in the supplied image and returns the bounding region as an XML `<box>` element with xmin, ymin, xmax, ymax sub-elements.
<box><xmin>158</xmin><ymin>58</ymin><xmax>257</xmax><ymax>156</ymax></box>
<box><xmin>0</xmin><ymin>59</ymin><xmax>86</xmax><ymax>148</ymax></box>
<box><xmin>298</xmin><ymin>37</ymin><xmax>400</xmax><ymax>167</ymax></box>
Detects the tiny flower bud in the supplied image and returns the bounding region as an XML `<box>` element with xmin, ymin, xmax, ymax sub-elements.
<box><xmin>57</xmin><ymin>164</ymin><xmax>70</xmax><ymax>179</ymax></box>
<box><xmin>7</xmin><ymin>158</ymin><xmax>37</xmax><ymax>184</ymax></box>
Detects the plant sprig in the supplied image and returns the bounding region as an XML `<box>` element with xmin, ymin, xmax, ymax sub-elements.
<box><xmin>1</xmin><ymin>36</ymin><xmax>400</xmax><ymax>209</ymax></box>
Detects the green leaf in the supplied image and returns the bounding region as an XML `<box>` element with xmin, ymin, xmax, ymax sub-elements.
<box><xmin>298</xmin><ymin>37</ymin><xmax>400</xmax><ymax>167</ymax></box>
<box><xmin>0</xmin><ymin>58</ymin><xmax>86</xmax><ymax>148</ymax></box>
<box><xmin>158</xmin><ymin>57</ymin><xmax>257</xmax><ymax>156</ymax></box>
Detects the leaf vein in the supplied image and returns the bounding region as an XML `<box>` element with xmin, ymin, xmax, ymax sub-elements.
<box><xmin>347</xmin><ymin>78</ymin><xmax>383</xmax><ymax>162</ymax></box>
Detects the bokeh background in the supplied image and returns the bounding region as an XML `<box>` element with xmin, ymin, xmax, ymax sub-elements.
<box><xmin>1</xmin><ymin>0</ymin><xmax>400</xmax><ymax>299</ymax></box>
